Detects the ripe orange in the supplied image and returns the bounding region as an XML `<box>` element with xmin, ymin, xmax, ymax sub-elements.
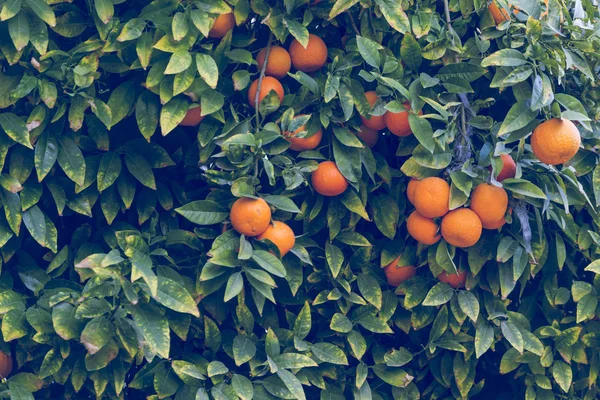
<box><xmin>412</xmin><ymin>177</ymin><xmax>450</xmax><ymax>218</ymax></box>
<box><xmin>488</xmin><ymin>2</ymin><xmax>509</xmax><ymax>25</ymax></box>
<box><xmin>247</xmin><ymin>77</ymin><xmax>285</xmax><ymax>109</ymax></box>
<box><xmin>311</xmin><ymin>161</ymin><xmax>348</xmax><ymax>197</ymax></box>
<box><xmin>289</xmin><ymin>34</ymin><xmax>328</xmax><ymax>73</ymax></box>
<box><xmin>256</xmin><ymin>46</ymin><xmax>291</xmax><ymax>79</ymax></box>
<box><xmin>469</xmin><ymin>183</ymin><xmax>508</xmax><ymax>226</ymax></box>
<box><xmin>406</xmin><ymin>210</ymin><xmax>441</xmax><ymax>245</ymax></box>
<box><xmin>481</xmin><ymin>216</ymin><xmax>506</xmax><ymax>230</ymax></box>
<box><xmin>285</xmin><ymin>115</ymin><xmax>322</xmax><ymax>151</ymax></box>
<box><xmin>384</xmin><ymin>102</ymin><xmax>413</xmax><ymax>137</ymax></box>
<box><xmin>531</xmin><ymin>118</ymin><xmax>580</xmax><ymax>165</ymax></box>
<box><xmin>441</xmin><ymin>208</ymin><xmax>482</xmax><ymax>248</ymax></box>
<box><xmin>208</xmin><ymin>13</ymin><xmax>235</xmax><ymax>38</ymax></box>
<box><xmin>257</xmin><ymin>221</ymin><xmax>296</xmax><ymax>256</ymax></box>
<box><xmin>230</xmin><ymin>197</ymin><xmax>272</xmax><ymax>237</ymax></box>
<box><xmin>384</xmin><ymin>257</ymin><xmax>416</xmax><ymax>286</ymax></box>
<box><xmin>356</xmin><ymin>125</ymin><xmax>378</xmax><ymax>147</ymax></box>
<box><xmin>360</xmin><ymin>91</ymin><xmax>386</xmax><ymax>131</ymax></box>
<box><xmin>407</xmin><ymin>178</ymin><xmax>420</xmax><ymax>205</ymax></box>
<box><xmin>179</xmin><ymin>106</ymin><xmax>203</xmax><ymax>126</ymax></box>
<box><xmin>0</xmin><ymin>352</ymin><xmax>12</xmax><ymax>378</ymax></box>
<box><xmin>437</xmin><ymin>270</ymin><xmax>467</xmax><ymax>288</ymax></box>
<box><xmin>494</xmin><ymin>154</ymin><xmax>517</xmax><ymax>181</ymax></box>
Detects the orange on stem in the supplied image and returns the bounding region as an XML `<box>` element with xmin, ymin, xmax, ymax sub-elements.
<box><xmin>356</xmin><ymin>125</ymin><xmax>378</xmax><ymax>148</ymax></box>
<box><xmin>208</xmin><ymin>13</ymin><xmax>235</xmax><ymax>38</ymax></box>
<box><xmin>0</xmin><ymin>352</ymin><xmax>12</xmax><ymax>379</ymax></box>
<box><xmin>488</xmin><ymin>2</ymin><xmax>510</xmax><ymax>25</ymax></box>
<box><xmin>311</xmin><ymin>161</ymin><xmax>348</xmax><ymax>197</ymax></box>
<box><xmin>412</xmin><ymin>177</ymin><xmax>450</xmax><ymax>218</ymax></box>
<box><xmin>469</xmin><ymin>183</ymin><xmax>508</xmax><ymax>227</ymax></box>
<box><xmin>289</xmin><ymin>34</ymin><xmax>328</xmax><ymax>73</ymax></box>
<box><xmin>493</xmin><ymin>154</ymin><xmax>517</xmax><ymax>181</ymax></box>
<box><xmin>441</xmin><ymin>208</ymin><xmax>482</xmax><ymax>248</ymax></box>
<box><xmin>360</xmin><ymin>91</ymin><xmax>387</xmax><ymax>131</ymax></box>
<box><xmin>179</xmin><ymin>105</ymin><xmax>204</xmax><ymax>127</ymax></box>
<box><xmin>286</xmin><ymin>115</ymin><xmax>323</xmax><ymax>151</ymax></box>
<box><xmin>437</xmin><ymin>270</ymin><xmax>467</xmax><ymax>288</ymax></box>
<box><xmin>247</xmin><ymin>77</ymin><xmax>285</xmax><ymax>109</ymax></box>
<box><xmin>257</xmin><ymin>221</ymin><xmax>296</xmax><ymax>256</ymax></box>
<box><xmin>230</xmin><ymin>197</ymin><xmax>272</xmax><ymax>237</ymax></box>
<box><xmin>407</xmin><ymin>210</ymin><xmax>441</xmax><ymax>245</ymax></box>
<box><xmin>384</xmin><ymin>257</ymin><xmax>416</xmax><ymax>286</ymax></box>
<box><xmin>256</xmin><ymin>46</ymin><xmax>291</xmax><ymax>79</ymax></box>
<box><xmin>531</xmin><ymin>118</ymin><xmax>580</xmax><ymax>165</ymax></box>
<box><xmin>384</xmin><ymin>102</ymin><xmax>414</xmax><ymax>137</ymax></box>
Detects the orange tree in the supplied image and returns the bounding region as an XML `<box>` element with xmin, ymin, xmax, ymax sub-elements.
<box><xmin>0</xmin><ymin>0</ymin><xmax>598</xmax><ymax>398</ymax></box>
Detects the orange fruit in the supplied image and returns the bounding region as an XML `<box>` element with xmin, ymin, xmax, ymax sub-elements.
<box><xmin>493</xmin><ymin>154</ymin><xmax>517</xmax><ymax>181</ymax></box>
<box><xmin>256</xmin><ymin>46</ymin><xmax>291</xmax><ymax>79</ymax></box>
<box><xmin>257</xmin><ymin>221</ymin><xmax>296</xmax><ymax>256</ymax></box>
<box><xmin>285</xmin><ymin>115</ymin><xmax>323</xmax><ymax>151</ymax></box>
<box><xmin>0</xmin><ymin>352</ymin><xmax>12</xmax><ymax>378</ymax></box>
<box><xmin>230</xmin><ymin>197</ymin><xmax>272</xmax><ymax>237</ymax></box>
<box><xmin>384</xmin><ymin>257</ymin><xmax>416</xmax><ymax>286</ymax></box>
<box><xmin>531</xmin><ymin>118</ymin><xmax>580</xmax><ymax>165</ymax></box>
<box><xmin>469</xmin><ymin>183</ymin><xmax>508</xmax><ymax>227</ymax></box>
<box><xmin>412</xmin><ymin>177</ymin><xmax>450</xmax><ymax>218</ymax></box>
<box><xmin>488</xmin><ymin>2</ymin><xmax>509</xmax><ymax>25</ymax></box>
<box><xmin>247</xmin><ymin>77</ymin><xmax>285</xmax><ymax>109</ymax></box>
<box><xmin>407</xmin><ymin>179</ymin><xmax>420</xmax><ymax>205</ymax></box>
<box><xmin>311</xmin><ymin>161</ymin><xmax>348</xmax><ymax>197</ymax></box>
<box><xmin>406</xmin><ymin>210</ymin><xmax>441</xmax><ymax>245</ymax></box>
<box><xmin>179</xmin><ymin>106</ymin><xmax>204</xmax><ymax>127</ymax></box>
<box><xmin>384</xmin><ymin>102</ymin><xmax>413</xmax><ymax>137</ymax></box>
<box><xmin>481</xmin><ymin>216</ymin><xmax>506</xmax><ymax>230</ymax></box>
<box><xmin>437</xmin><ymin>270</ymin><xmax>467</xmax><ymax>288</ymax></box>
<box><xmin>208</xmin><ymin>13</ymin><xmax>235</xmax><ymax>38</ymax></box>
<box><xmin>356</xmin><ymin>125</ymin><xmax>378</xmax><ymax>147</ymax></box>
<box><xmin>289</xmin><ymin>34</ymin><xmax>328</xmax><ymax>73</ymax></box>
<box><xmin>441</xmin><ymin>208</ymin><xmax>482</xmax><ymax>248</ymax></box>
<box><xmin>360</xmin><ymin>91</ymin><xmax>386</xmax><ymax>131</ymax></box>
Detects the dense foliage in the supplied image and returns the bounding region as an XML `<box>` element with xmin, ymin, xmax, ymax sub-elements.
<box><xmin>0</xmin><ymin>0</ymin><xmax>599</xmax><ymax>398</ymax></box>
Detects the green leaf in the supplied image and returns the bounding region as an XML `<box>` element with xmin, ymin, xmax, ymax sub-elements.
<box><xmin>224</xmin><ymin>272</ymin><xmax>244</xmax><ymax>302</ymax></box>
<box><xmin>329</xmin><ymin>0</ymin><xmax>359</xmax><ymax>18</ymax></box>
<box><xmin>80</xmin><ymin>317</ymin><xmax>112</xmax><ymax>354</ymax></box>
<box><xmin>277</xmin><ymin>369</ymin><xmax>306</xmax><ymax>400</ymax></box>
<box><xmin>357</xmin><ymin>274</ymin><xmax>382</xmax><ymax>310</ymax></box>
<box><xmin>135</xmin><ymin>91</ymin><xmax>160</xmax><ymax>140</ymax></box>
<box><xmin>0</xmin><ymin>0</ymin><xmax>22</xmax><ymax>21</ymax></box>
<box><xmin>8</xmin><ymin>11</ymin><xmax>29</xmax><ymax>51</ymax></box>
<box><xmin>576</xmin><ymin>294</ymin><xmax>597</xmax><ymax>323</ymax></box>
<box><xmin>401</xmin><ymin>33</ymin><xmax>422</xmax><ymax>71</ymax></box>
<box><xmin>176</xmin><ymin>200</ymin><xmax>228</xmax><ymax>225</ymax></box>
<box><xmin>371</xmin><ymin>365</ymin><xmax>413</xmax><ymax>388</ymax></box>
<box><xmin>131</xmin><ymin>252</ymin><xmax>158</xmax><ymax>296</ymax></box>
<box><xmin>482</xmin><ymin>49</ymin><xmax>527</xmax><ymax>67</ymax></box>
<box><xmin>552</xmin><ymin>360</ymin><xmax>572</xmax><ymax>393</ymax></box>
<box><xmin>154</xmin><ymin>278</ymin><xmax>199</xmax><ymax>316</ymax></box>
<box><xmin>293</xmin><ymin>302</ymin><xmax>311</xmax><ymax>340</ymax></box>
<box><xmin>129</xmin><ymin>304</ymin><xmax>170</xmax><ymax>359</ymax></box>
<box><xmin>165</xmin><ymin>50</ymin><xmax>192</xmax><ymax>75</ymax></box>
<box><xmin>2</xmin><ymin>308</ymin><xmax>29</xmax><ymax>341</ymax></box>
<box><xmin>497</xmin><ymin>100</ymin><xmax>538</xmax><ymax>136</ymax></box>
<box><xmin>34</xmin><ymin>132</ymin><xmax>57</xmax><ymax>182</ymax></box>
<box><xmin>408</xmin><ymin>114</ymin><xmax>435</xmax><ymax>153</ymax></box>
<box><xmin>251</xmin><ymin>250</ymin><xmax>286</xmax><ymax>278</ymax></box>
<box><xmin>374</xmin><ymin>0</ymin><xmax>410</xmax><ymax>33</ymax></box>
<box><xmin>107</xmin><ymin>81</ymin><xmax>136</xmax><ymax>128</ymax></box>
<box><xmin>94</xmin><ymin>0</ymin><xmax>113</xmax><ymax>24</ymax></box>
<box><xmin>501</xmin><ymin>178</ymin><xmax>546</xmax><ymax>199</ymax></box>
<box><xmin>422</xmin><ymin>283</ymin><xmax>454</xmax><ymax>306</ymax></box>
<box><xmin>325</xmin><ymin>242</ymin><xmax>343</xmax><ymax>278</ymax></box>
<box><xmin>196</xmin><ymin>53</ymin><xmax>219</xmax><ymax>89</ymax></box>
<box><xmin>356</xmin><ymin>36</ymin><xmax>382</xmax><ymax>68</ymax></box>
<box><xmin>231</xmin><ymin>374</ymin><xmax>254</xmax><ymax>400</ymax></box>
<box><xmin>160</xmin><ymin>96</ymin><xmax>188</xmax><ymax>136</ymax></box>
<box><xmin>117</xmin><ymin>18</ymin><xmax>146</xmax><ymax>41</ymax></box>
<box><xmin>25</xmin><ymin>0</ymin><xmax>54</xmax><ymax>26</ymax></box>
<box><xmin>52</xmin><ymin>303</ymin><xmax>85</xmax><ymax>341</ymax></box>
<box><xmin>232</xmin><ymin>335</ymin><xmax>256</xmax><ymax>366</ymax></box>
<box><xmin>501</xmin><ymin>321</ymin><xmax>524</xmax><ymax>353</ymax></box>
<box><xmin>0</xmin><ymin>113</ymin><xmax>31</xmax><ymax>149</ymax></box>
<box><xmin>125</xmin><ymin>153</ymin><xmax>155</xmax><ymax>190</ymax></box>
<box><xmin>311</xmin><ymin>342</ymin><xmax>349</xmax><ymax>365</ymax></box>
<box><xmin>38</xmin><ymin>348</ymin><xmax>62</xmax><ymax>379</ymax></box>
<box><xmin>457</xmin><ymin>291</ymin><xmax>479</xmax><ymax>322</ymax></box>
<box><xmin>56</xmin><ymin>136</ymin><xmax>85</xmax><ymax>186</ymax></box>
<box><xmin>96</xmin><ymin>151</ymin><xmax>121</xmax><ymax>192</ymax></box>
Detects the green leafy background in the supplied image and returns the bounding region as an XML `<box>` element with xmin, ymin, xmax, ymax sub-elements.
<box><xmin>0</xmin><ymin>0</ymin><xmax>597</xmax><ymax>398</ymax></box>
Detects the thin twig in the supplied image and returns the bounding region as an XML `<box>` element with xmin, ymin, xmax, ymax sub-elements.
<box><xmin>347</xmin><ymin>12</ymin><xmax>360</xmax><ymax>36</ymax></box>
<box><xmin>254</xmin><ymin>32</ymin><xmax>274</xmax><ymax>131</ymax></box>
<box><xmin>443</xmin><ymin>0</ymin><xmax>452</xmax><ymax>26</ymax></box>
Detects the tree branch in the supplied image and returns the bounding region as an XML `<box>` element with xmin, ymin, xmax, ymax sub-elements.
<box><xmin>254</xmin><ymin>32</ymin><xmax>274</xmax><ymax>131</ymax></box>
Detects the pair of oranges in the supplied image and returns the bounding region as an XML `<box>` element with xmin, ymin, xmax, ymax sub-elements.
<box><xmin>230</xmin><ymin>198</ymin><xmax>296</xmax><ymax>256</ymax></box>
<box><xmin>360</xmin><ymin>91</ymin><xmax>418</xmax><ymax>138</ymax></box>
<box><xmin>383</xmin><ymin>257</ymin><xmax>468</xmax><ymax>289</ymax></box>
<box><xmin>247</xmin><ymin>34</ymin><xmax>328</xmax><ymax>109</ymax></box>
<box><xmin>406</xmin><ymin>176</ymin><xmax>511</xmax><ymax>248</ymax></box>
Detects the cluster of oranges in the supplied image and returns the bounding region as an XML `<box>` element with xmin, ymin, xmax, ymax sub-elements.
<box><xmin>229</xmin><ymin>197</ymin><xmax>296</xmax><ymax>256</ymax></box>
